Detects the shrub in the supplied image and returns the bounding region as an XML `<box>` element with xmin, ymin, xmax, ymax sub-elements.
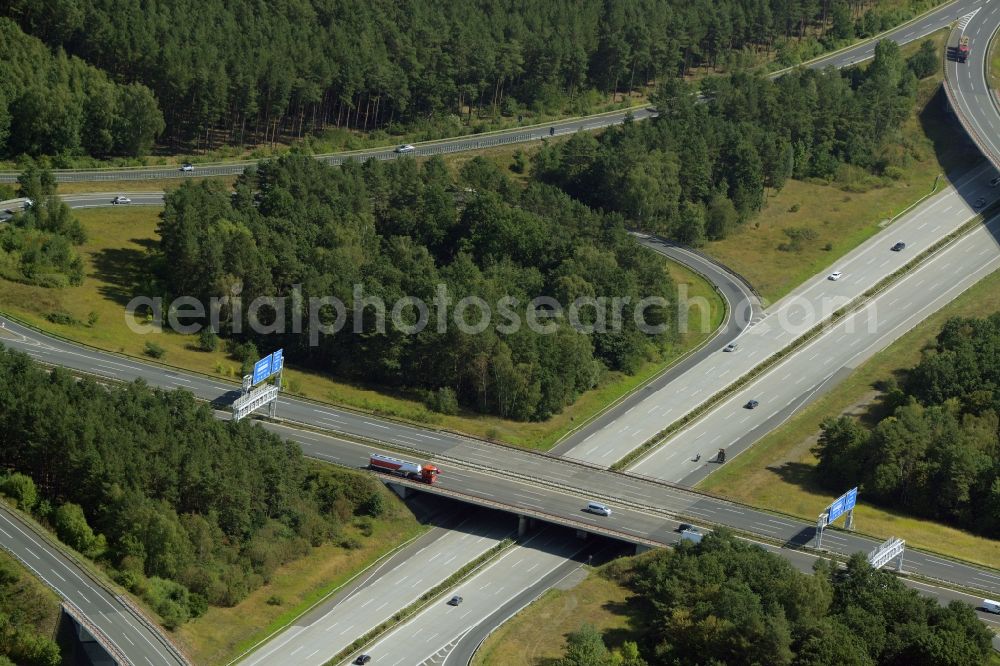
<box><xmin>0</xmin><ymin>472</ymin><xmax>38</xmax><ymax>511</ymax></box>
<box><xmin>511</xmin><ymin>150</ymin><xmax>527</xmax><ymax>174</ymax></box>
<box><xmin>53</xmin><ymin>502</ymin><xmax>104</xmax><ymax>557</ymax></box>
<box><xmin>45</xmin><ymin>311</ymin><xmax>79</xmax><ymax>326</ymax></box>
<box><xmin>144</xmin><ymin>341</ymin><xmax>166</xmax><ymax>358</ymax></box>
<box><xmin>197</xmin><ymin>327</ymin><xmax>218</xmax><ymax>351</ymax></box>
<box><xmin>360</xmin><ymin>492</ymin><xmax>386</xmax><ymax>518</ymax></box>
<box><xmin>227</xmin><ymin>339</ymin><xmax>258</xmax><ymax>364</ymax></box>
<box><xmin>425</xmin><ymin>386</ymin><xmax>459</xmax><ymax>415</ymax></box>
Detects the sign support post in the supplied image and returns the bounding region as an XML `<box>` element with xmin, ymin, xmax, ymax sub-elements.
<box><xmin>232</xmin><ymin>348</ymin><xmax>284</xmax><ymax>422</ymax></box>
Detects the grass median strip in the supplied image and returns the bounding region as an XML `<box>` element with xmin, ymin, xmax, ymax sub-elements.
<box><xmin>323</xmin><ymin>538</ymin><xmax>515</xmax><ymax>666</ymax></box>
<box><xmin>610</xmin><ymin>206</ymin><xmax>994</xmax><ymax>473</ymax></box>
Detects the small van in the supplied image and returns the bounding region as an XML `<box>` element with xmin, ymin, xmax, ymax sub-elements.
<box><xmin>587</xmin><ymin>502</ymin><xmax>611</xmax><ymax>516</ymax></box>
<box><xmin>983</xmin><ymin>599</ymin><xmax>1000</xmax><ymax>614</ymax></box>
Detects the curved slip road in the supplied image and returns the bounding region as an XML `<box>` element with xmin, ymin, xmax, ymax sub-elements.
<box><xmin>0</xmin><ymin>504</ymin><xmax>188</xmax><ymax>666</ymax></box>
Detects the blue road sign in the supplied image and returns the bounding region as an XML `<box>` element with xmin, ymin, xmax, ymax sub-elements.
<box><xmin>252</xmin><ymin>356</ymin><xmax>272</xmax><ymax>385</ymax></box>
<box><xmin>844</xmin><ymin>487</ymin><xmax>858</xmax><ymax>512</ymax></box>
<box><xmin>827</xmin><ymin>487</ymin><xmax>858</xmax><ymax>523</ymax></box>
<box><xmin>271</xmin><ymin>349</ymin><xmax>283</xmax><ymax>373</ymax></box>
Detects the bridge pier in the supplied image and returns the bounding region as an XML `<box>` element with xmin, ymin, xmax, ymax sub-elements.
<box><xmin>387</xmin><ymin>483</ymin><xmax>410</xmax><ymax>500</ymax></box>
<box><xmin>635</xmin><ymin>543</ymin><xmax>654</xmax><ymax>555</ymax></box>
<box><xmin>516</xmin><ymin>515</ymin><xmax>540</xmax><ymax>537</ymax></box>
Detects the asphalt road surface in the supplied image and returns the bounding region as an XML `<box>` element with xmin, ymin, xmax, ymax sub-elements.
<box><xmin>242</xmin><ymin>511</ymin><xmax>513</xmax><ymax>666</ymax></box>
<box><xmin>344</xmin><ymin>526</ymin><xmax>589</xmax><ymax>666</ymax></box>
<box><xmin>548</xmin><ymin>235</ymin><xmax>762</xmax><ymax>456</ymax></box>
<box><xmin>651</xmin><ymin>210</ymin><xmax>1000</xmax><ymax>485</ymax></box>
<box><xmin>0</xmin><ymin>504</ymin><xmax>187</xmax><ymax>666</ymax></box>
<box><xmin>947</xmin><ymin>3</ymin><xmax>1000</xmax><ymax>167</ymax></box>
<box><xmin>4</xmin><ymin>2</ymin><xmax>1000</xmax><ymax>659</ymax></box>
<box><xmin>1</xmin><ymin>314</ymin><xmax>997</xmax><ymax>600</ymax></box>
<box><xmin>563</xmin><ymin>163</ymin><xmax>997</xmax><ymax>466</ymax></box>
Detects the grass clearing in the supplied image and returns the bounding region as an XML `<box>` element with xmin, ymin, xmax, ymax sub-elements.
<box><xmin>0</xmin><ymin>205</ymin><xmax>723</xmax><ymax>451</ymax></box>
<box><xmin>54</xmin><ymin>175</ymin><xmax>238</xmax><ymax>195</ymax></box>
<box><xmin>704</xmin><ymin>29</ymin><xmax>977</xmax><ymax>304</ymax></box>
<box><xmin>175</xmin><ymin>486</ymin><xmax>424</xmax><ymax>666</ymax></box>
<box><xmin>0</xmin><ymin>547</ymin><xmax>62</xmax><ymax>635</ymax></box>
<box><xmin>471</xmin><ymin>567</ymin><xmax>636</xmax><ymax>666</ymax></box>
<box><xmin>698</xmin><ymin>267</ymin><xmax>1000</xmax><ymax>568</ymax></box>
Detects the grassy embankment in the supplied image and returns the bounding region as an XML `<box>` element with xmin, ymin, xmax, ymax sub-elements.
<box><xmin>471</xmin><ymin>564</ymin><xmax>638</xmax><ymax>666</ymax></box>
<box><xmin>0</xmin><ymin>203</ymin><xmax>723</xmax><ymax>451</ymax></box>
<box><xmin>705</xmin><ymin>28</ymin><xmax>976</xmax><ymax>304</ymax></box>
<box><xmin>0</xmin><ymin>549</ymin><xmax>63</xmax><ymax>663</ymax></box>
<box><xmin>175</xmin><ymin>479</ymin><xmax>424</xmax><ymax>665</ymax></box>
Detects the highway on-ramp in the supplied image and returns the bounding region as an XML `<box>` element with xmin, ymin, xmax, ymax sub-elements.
<box><xmin>946</xmin><ymin>3</ymin><xmax>1000</xmax><ymax>167</ymax></box>
<box><xmin>0</xmin><ymin>503</ymin><xmax>188</xmax><ymax>666</ymax></box>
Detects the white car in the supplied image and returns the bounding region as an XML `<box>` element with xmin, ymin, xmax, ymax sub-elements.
<box><xmin>586</xmin><ymin>501</ymin><xmax>612</xmax><ymax>516</ymax></box>
<box><xmin>112</xmin><ymin>196</ymin><xmax>132</xmax><ymax>205</ymax></box>
<box><xmin>180</xmin><ymin>163</ymin><xmax>194</xmax><ymax>172</ymax></box>
<box><xmin>394</xmin><ymin>144</ymin><xmax>416</xmax><ymax>154</ymax></box>
<box><xmin>23</xmin><ymin>198</ymin><xmax>34</xmax><ymax>210</ymax></box>
<box><xmin>828</xmin><ymin>271</ymin><xmax>843</xmax><ymax>281</ymax></box>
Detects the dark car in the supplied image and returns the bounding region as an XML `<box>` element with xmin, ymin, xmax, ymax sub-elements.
<box><xmin>676</xmin><ymin>523</ymin><xmax>694</xmax><ymax>533</ymax></box>
<box><xmin>447</xmin><ymin>595</ymin><xmax>463</xmax><ymax>606</ymax></box>
<box><xmin>744</xmin><ymin>400</ymin><xmax>759</xmax><ymax>409</ymax></box>
<box><xmin>890</xmin><ymin>241</ymin><xmax>906</xmax><ymax>252</ymax></box>
<box><xmin>354</xmin><ymin>655</ymin><xmax>371</xmax><ymax>665</ymax></box>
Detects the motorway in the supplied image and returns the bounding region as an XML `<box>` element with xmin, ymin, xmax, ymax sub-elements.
<box><xmin>2</xmin><ymin>309</ymin><xmax>997</xmax><ymax>599</ymax></box>
<box><xmin>0</xmin><ymin>504</ymin><xmax>187</xmax><ymax>666</ymax></box>
<box><xmin>548</xmin><ymin>235</ymin><xmax>762</xmax><ymax>456</ymax></box>
<box><xmin>242</xmin><ymin>511</ymin><xmax>514</xmax><ymax>666</ymax></box>
<box><xmin>560</xmin><ymin>162</ymin><xmax>997</xmax><ymax>467</ymax></box>
<box><xmin>630</xmin><ymin>169</ymin><xmax>1000</xmax><ymax>482</ymax></box>
<box><xmin>4</xmin><ymin>1</ymin><xmax>1000</xmax><ymax>661</ymax></box>
<box><xmin>342</xmin><ymin>526</ymin><xmax>590</xmax><ymax>666</ymax></box>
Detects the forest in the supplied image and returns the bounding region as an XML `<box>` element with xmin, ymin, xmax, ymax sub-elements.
<box><xmin>0</xmin><ymin>346</ymin><xmax>399</xmax><ymax>627</ymax></box>
<box><xmin>814</xmin><ymin>314</ymin><xmax>1000</xmax><ymax>538</ymax></box>
<box><xmin>0</xmin><ymin>161</ymin><xmax>85</xmax><ymax>287</ymax></box>
<box><xmin>153</xmin><ymin>154</ymin><xmax>674</xmax><ymax>421</ymax></box>
<box><xmin>0</xmin><ymin>18</ymin><xmax>163</xmax><ymax>159</ymax></box>
<box><xmin>532</xmin><ymin>39</ymin><xmax>934</xmax><ymax>244</ymax></box>
<box><xmin>0</xmin><ymin>0</ymin><xmax>939</xmax><ymax>156</ymax></box>
<box><xmin>557</xmin><ymin>531</ymin><xmax>994</xmax><ymax>666</ymax></box>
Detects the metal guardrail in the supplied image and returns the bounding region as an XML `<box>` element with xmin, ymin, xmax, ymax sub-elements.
<box><xmin>62</xmin><ymin>601</ymin><xmax>133</xmax><ymax>665</ymax></box>
<box><xmin>942</xmin><ymin>23</ymin><xmax>1000</xmax><ymax>168</ymax></box>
